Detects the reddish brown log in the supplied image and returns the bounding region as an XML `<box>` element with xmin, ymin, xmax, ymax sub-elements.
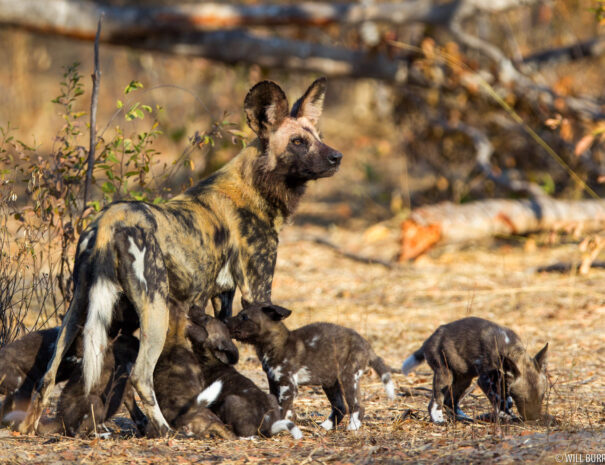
<box><xmin>400</xmin><ymin>199</ymin><xmax>605</xmax><ymax>261</ymax></box>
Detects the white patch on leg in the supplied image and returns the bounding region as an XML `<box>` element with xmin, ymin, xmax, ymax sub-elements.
<box><xmin>430</xmin><ymin>403</ymin><xmax>445</xmax><ymax>423</ymax></box>
<box><xmin>267</xmin><ymin>365</ymin><xmax>283</xmax><ymax>382</ymax></box>
<box><xmin>216</xmin><ymin>263</ymin><xmax>234</xmax><ymax>288</ymax></box>
<box><xmin>353</xmin><ymin>369</ymin><xmax>364</xmax><ymax>391</ymax></box>
<box><xmin>83</xmin><ymin>278</ymin><xmax>119</xmax><ymax>394</ymax></box>
<box><xmin>128</xmin><ymin>237</ymin><xmax>147</xmax><ymax>291</ymax></box>
<box><xmin>278</xmin><ymin>385</ymin><xmax>290</xmax><ymax>403</ymax></box>
<box><xmin>382</xmin><ymin>373</ymin><xmax>395</xmax><ymax>400</ymax></box>
<box><xmin>197</xmin><ymin>380</ymin><xmax>222</xmax><ymax>407</ymax></box>
<box><xmin>347</xmin><ymin>412</ymin><xmax>362</xmax><ymax>431</ymax></box>
<box><xmin>270</xmin><ymin>420</ymin><xmax>303</xmax><ymax>439</ymax></box>
<box><xmin>320</xmin><ymin>419</ymin><xmax>333</xmax><ymax>430</ymax></box>
<box><xmin>285</xmin><ymin>410</ymin><xmax>293</xmax><ymax>420</ymax></box>
<box><xmin>293</xmin><ymin>366</ymin><xmax>311</xmax><ymax>385</ymax></box>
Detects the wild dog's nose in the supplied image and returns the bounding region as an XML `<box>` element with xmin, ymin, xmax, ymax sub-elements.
<box><xmin>328</xmin><ymin>151</ymin><xmax>343</xmax><ymax>165</ymax></box>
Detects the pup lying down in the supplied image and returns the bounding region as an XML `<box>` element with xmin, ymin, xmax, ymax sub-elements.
<box><xmin>402</xmin><ymin>317</ymin><xmax>549</xmax><ymax>424</ymax></box>
<box><xmin>227</xmin><ymin>303</ymin><xmax>398</xmax><ymax>431</ymax></box>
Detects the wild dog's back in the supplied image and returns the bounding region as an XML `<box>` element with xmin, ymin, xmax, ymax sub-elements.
<box><xmin>421</xmin><ymin>317</ymin><xmax>523</xmax><ymax>376</ymax></box>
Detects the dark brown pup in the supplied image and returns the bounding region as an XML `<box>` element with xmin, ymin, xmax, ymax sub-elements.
<box><xmin>227</xmin><ymin>304</ymin><xmax>396</xmax><ymax>431</ymax></box>
<box><xmin>189</xmin><ymin>313</ymin><xmax>302</xmax><ymax>439</ymax></box>
<box><xmin>21</xmin><ymin>77</ymin><xmax>341</xmax><ymax>435</ymax></box>
<box><xmin>402</xmin><ymin>317</ymin><xmax>548</xmax><ymax>423</ymax></box>
<box><xmin>151</xmin><ymin>303</ymin><xmax>235</xmax><ymax>439</ymax></box>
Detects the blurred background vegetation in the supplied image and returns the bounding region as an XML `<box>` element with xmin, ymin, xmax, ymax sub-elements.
<box><xmin>0</xmin><ymin>0</ymin><xmax>604</xmax><ymax>341</ymax></box>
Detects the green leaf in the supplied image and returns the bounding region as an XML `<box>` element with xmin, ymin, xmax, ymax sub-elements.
<box><xmin>116</xmin><ymin>99</ymin><xmax>123</xmax><ymax>109</ymax></box>
<box><xmin>124</xmin><ymin>80</ymin><xmax>143</xmax><ymax>95</ymax></box>
<box><xmin>101</xmin><ymin>181</ymin><xmax>116</xmax><ymax>194</ymax></box>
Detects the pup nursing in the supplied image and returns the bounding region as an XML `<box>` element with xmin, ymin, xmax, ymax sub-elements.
<box><xmin>402</xmin><ymin>317</ymin><xmax>548</xmax><ymax>423</ymax></box>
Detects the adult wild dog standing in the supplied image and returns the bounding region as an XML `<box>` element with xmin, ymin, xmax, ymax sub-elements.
<box><xmin>20</xmin><ymin>78</ymin><xmax>342</xmax><ymax>435</ymax></box>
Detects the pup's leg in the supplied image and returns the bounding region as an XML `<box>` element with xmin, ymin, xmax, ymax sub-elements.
<box><xmin>123</xmin><ymin>386</ymin><xmax>147</xmax><ymax>435</ymax></box>
<box><xmin>343</xmin><ymin>368</ymin><xmax>364</xmax><ymax>431</ymax></box>
<box><xmin>270</xmin><ymin>380</ymin><xmax>297</xmax><ymax>422</ymax></box>
<box><xmin>220</xmin><ymin>395</ymin><xmax>259</xmax><ymax>438</ymax></box>
<box><xmin>444</xmin><ymin>376</ymin><xmax>474</xmax><ymax>422</ymax></box>
<box><xmin>428</xmin><ymin>368</ymin><xmax>453</xmax><ymax>424</ymax></box>
<box><xmin>477</xmin><ymin>371</ymin><xmax>513</xmax><ymax>416</ymax></box>
<box><xmin>321</xmin><ymin>383</ymin><xmax>346</xmax><ymax>430</ymax></box>
<box><xmin>19</xmin><ymin>285</ymin><xmax>87</xmax><ymax>433</ymax></box>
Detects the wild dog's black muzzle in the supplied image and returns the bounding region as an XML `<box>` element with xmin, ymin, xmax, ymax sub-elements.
<box><xmin>328</xmin><ymin>151</ymin><xmax>343</xmax><ymax>166</ymax></box>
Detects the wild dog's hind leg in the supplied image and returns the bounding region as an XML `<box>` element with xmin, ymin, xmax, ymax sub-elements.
<box><xmin>18</xmin><ymin>285</ymin><xmax>88</xmax><ymax>433</ymax></box>
<box><xmin>444</xmin><ymin>376</ymin><xmax>474</xmax><ymax>421</ymax></box>
<box><xmin>115</xmin><ymin>229</ymin><xmax>171</xmax><ymax>436</ymax></box>
<box><xmin>428</xmin><ymin>368</ymin><xmax>453</xmax><ymax>424</ymax></box>
<box><xmin>321</xmin><ymin>383</ymin><xmax>346</xmax><ymax>430</ymax></box>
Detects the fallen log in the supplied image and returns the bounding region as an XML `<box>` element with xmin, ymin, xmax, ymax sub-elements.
<box><xmin>399</xmin><ymin>198</ymin><xmax>605</xmax><ymax>261</ymax></box>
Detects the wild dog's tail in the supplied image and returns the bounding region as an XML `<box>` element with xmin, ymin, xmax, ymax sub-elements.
<box><xmin>82</xmin><ymin>276</ymin><xmax>120</xmax><ymax>394</ymax></box>
<box><xmin>401</xmin><ymin>348</ymin><xmax>425</xmax><ymax>375</ymax></box>
<box><xmin>196</xmin><ymin>380</ymin><xmax>223</xmax><ymax>408</ymax></box>
<box><xmin>368</xmin><ymin>349</ymin><xmax>398</xmax><ymax>400</ymax></box>
<box><xmin>270</xmin><ymin>419</ymin><xmax>303</xmax><ymax>440</ymax></box>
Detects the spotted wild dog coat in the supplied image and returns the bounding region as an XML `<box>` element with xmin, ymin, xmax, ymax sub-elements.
<box><xmin>20</xmin><ymin>78</ymin><xmax>342</xmax><ymax>435</ymax></box>
<box><xmin>227</xmin><ymin>303</ymin><xmax>397</xmax><ymax>432</ymax></box>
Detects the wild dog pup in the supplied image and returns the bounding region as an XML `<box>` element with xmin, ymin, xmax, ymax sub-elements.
<box><xmin>22</xmin><ymin>77</ymin><xmax>342</xmax><ymax>435</ymax></box>
<box><xmin>37</xmin><ymin>331</ymin><xmax>144</xmax><ymax>437</ymax></box>
<box><xmin>227</xmin><ymin>303</ymin><xmax>397</xmax><ymax>432</ymax></box>
<box><xmin>402</xmin><ymin>317</ymin><xmax>549</xmax><ymax>424</ymax></box>
<box><xmin>151</xmin><ymin>302</ymin><xmax>235</xmax><ymax>439</ymax></box>
<box><xmin>0</xmin><ymin>327</ymin><xmax>79</xmax><ymax>422</ymax></box>
<box><xmin>189</xmin><ymin>312</ymin><xmax>302</xmax><ymax>439</ymax></box>
<box><xmin>1</xmin><ymin>299</ymin><xmax>145</xmax><ymax>434</ymax></box>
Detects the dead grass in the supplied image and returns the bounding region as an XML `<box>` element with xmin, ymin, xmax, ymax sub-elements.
<box><xmin>1</xmin><ymin>218</ymin><xmax>603</xmax><ymax>464</ymax></box>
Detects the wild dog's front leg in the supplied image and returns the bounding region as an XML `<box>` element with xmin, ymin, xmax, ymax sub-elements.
<box><xmin>270</xmin><ymin>379</ymin><xmax>297</xmax><ymax>421</ymax></box>
<box><xmin>477</xmin><ymin>371</ymin><xmax>513</xmax><ymax>416</ymax></box>
<box><xmin>236</xmin><ymin>247</ymin><xmax>276</xmax><ymax>306</ymax></box>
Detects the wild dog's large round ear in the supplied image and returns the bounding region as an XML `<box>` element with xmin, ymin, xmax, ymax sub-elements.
<box><xmin>290</xmin><ymin>77</ymin><xmax>327</xmax><ymax>127</ymax></box>
<box><xmin>261</xmin><ymin>304</ymin><xmax>292</xmax><ymax>321</ymax></box>
<box><xmin>244</xmin><ymin>81</ymin><xmax>289</xmax><ymax>138</ymax></box>
<box><xmin>212</xmin><ymin>340</ymin><xmax>239</xmax><ymax>366</ymax></box>
<box><xmin>534</xmin><ymin>343</ymin><xmax>548</xmax><ymax>371</ymax></box>
<box><xmin>186</xmin><ymin>323</ymin><xmax>209</xmax><ymax>347</ymax></box>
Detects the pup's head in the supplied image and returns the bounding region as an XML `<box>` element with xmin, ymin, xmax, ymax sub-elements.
<box><xmin>187</xmin><ymin>313</ymin><xmax>239</xmax><ymax>366</ymax></box>
<box><xmin>245</xmin><ymin>78</ymin><xmax>342</xmax><ymax>185</ymax></box>
<box><xmin>504</xmin><ymin>343</ymin><xmax>549</xmax><ymax>421</ymax></box>
<box><xmin>226</xmin><ymin>303</ymin><xmax>292</xmax><ymax>345</ymax></box>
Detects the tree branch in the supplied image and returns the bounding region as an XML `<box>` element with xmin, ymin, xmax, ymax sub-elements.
<box><xmin>83</xmin><ymin>16</ymin><xmax>102</xmax><ymax>212</ymax></box>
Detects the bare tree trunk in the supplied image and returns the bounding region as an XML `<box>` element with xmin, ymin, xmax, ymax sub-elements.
<box><xmin>400</xmin><ymin>199</ymin><xmax>605</xmax><ymax>260</ymax></box>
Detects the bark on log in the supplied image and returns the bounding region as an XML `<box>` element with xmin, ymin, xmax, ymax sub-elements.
<box><xmin>400</xmin><ymin>199</ymin><xmax>605</xmax><ymax>260</ymax></box>
<box><xmin>0</xmin><ymin>0</ymin><xmax>535</xmax><ymax>35</ymax></box>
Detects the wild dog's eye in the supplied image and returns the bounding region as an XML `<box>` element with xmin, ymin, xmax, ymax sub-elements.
<box><xmin>241</xmin><ymin>314</ymin><xmax>249</xmax><ymax>321</ymax></box>
<box><xmin>291</xmin><ymin>137</ymin><xmax>306</xmax><ymax>146</ymax></box>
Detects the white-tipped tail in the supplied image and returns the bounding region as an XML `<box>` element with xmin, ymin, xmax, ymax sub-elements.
<box><xmin>83</xmin><ymin>278</ymin><xmax>119</xmax><ymax>394</ymax></box>
<box><xmin>197</xmin><ymin>380</ymin><xmax>223</xmax><ymax>407</ymax></box>
<box><xmin>270</xmin><ymin>419</ymin><xmax>303</xmax><ymax>439</ymax></box>
<box><xmin>402</xmin><ymin>354</ymin><xmax>422</xmax><ymax>375</ymax></box>
<box><xmin>381</xmin><ymin>373</ymin><xmax>396</xmax><ymax>400</ymax></box>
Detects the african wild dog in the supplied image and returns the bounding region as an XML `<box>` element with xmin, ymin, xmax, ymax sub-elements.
<box><xmin>227</xmin><ymin>303</ymin><xmax>397</xmax><ymax>431</ymax></box>
<box><xmin>151</xmin><ymin>302</ymin><xmax>235</xmax><ymax>439</ymax></box>
<box><xmin>20</xmin><ymin>78</ymin><xmax>342</xmax><ymax>435</ymax></box>
<box><xmin>401</xmin><ymin>317</ymin><xmax>549</xmax><ymax>423</ymax></box>
<box><xmin>188</xmin><ymin>312</ymin><xmax>302</xmax><ymax>439</ymax></box>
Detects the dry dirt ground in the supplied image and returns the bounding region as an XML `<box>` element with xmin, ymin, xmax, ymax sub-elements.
<box><xmin>0</xmin><ymin>212</ymin><xmax>604</xmax><ymax>464</ymax></box>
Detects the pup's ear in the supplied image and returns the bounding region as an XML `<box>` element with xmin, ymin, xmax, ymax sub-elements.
<box><xmin>501</xmin><ymin>356</ymin><xmax>521</xmax><ymax>378</ymax></box>
<box><xmin>244</xmin><ymin>81</ymin><xmax>289</xmax><ymax>139</ymax></box>
<box><xmin>189</xmin><ymin>308</ymin><xmax>211</xmax><ymax>328</ymax></box>
<box><xmin>290</xmin><ymin>77</ymin><xmax>327</xmax><ymax>127</ymax></box>
<box><xmin>261</xmin><ymin>304</ymin><xmax>292</xmax><ymax>321</ymax></box>
<box><xmin>212</xmin><ymin>340</ymin><xmax>239</xmax><ymax>366</ymax></box>
<box><xmin>186</xmin><ymin>323</ymin><xmax>209</xmax><ymax>347</ymax></box>
<box><xmin>534</xmin><ymin>343</ymin><xmax>548</xmax><ymax>371</ymax></box>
